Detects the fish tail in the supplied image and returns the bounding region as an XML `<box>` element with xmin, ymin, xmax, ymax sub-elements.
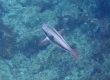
<box><xmin>70</xmin><ymin>49</ymin><xmax>78</xmax><ymax>59</ymax></box>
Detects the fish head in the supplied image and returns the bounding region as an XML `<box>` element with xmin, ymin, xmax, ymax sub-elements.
<box><xmin>42</xmin><ymin>24</ymin><xmax>50</xmax><ymax>35</ymax></box>
<box><xmin>42</xmin><ymin>24</ymin><xmax>54</xmax><ymax>38</ymax></box>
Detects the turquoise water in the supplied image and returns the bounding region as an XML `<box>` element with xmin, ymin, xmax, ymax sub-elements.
<box><xmin>0</xmin><ymin>0</ymin><xmax>110</xmax><ymax>80</ymax></box>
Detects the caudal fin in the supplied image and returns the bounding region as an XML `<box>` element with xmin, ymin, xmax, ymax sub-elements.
<box><xmin>70</xmin><ymin>49</ymin><xmax>78</xmax><ymax>59</ymax></box>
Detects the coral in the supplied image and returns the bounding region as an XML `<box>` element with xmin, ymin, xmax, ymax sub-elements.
<box><xmin>0</xmin><ymin>19</ymin><xmax>16</xmax><ymax>58</ymax></box>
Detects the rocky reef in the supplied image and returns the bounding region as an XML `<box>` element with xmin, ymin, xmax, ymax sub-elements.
<box><xmin>0</xmin><ymin>0</ymin><xmax>110</xmax><ymax>80</ymax></box>
<box><xmin>0</xmin><ymin>19</ymin><xmax>16</xmax><ymax>58</ymax></box>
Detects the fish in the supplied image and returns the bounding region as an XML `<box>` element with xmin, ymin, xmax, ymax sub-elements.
<box><xmin>41</xmin><ymin>24</ymin><xmax>78</xmax><ymax>59</ymax></box>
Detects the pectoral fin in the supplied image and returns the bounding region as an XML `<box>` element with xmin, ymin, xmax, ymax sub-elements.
<box><xmin>40</xmin><ymin>37</ymin><xmax>49</xmax><ymax>44</ymax></box>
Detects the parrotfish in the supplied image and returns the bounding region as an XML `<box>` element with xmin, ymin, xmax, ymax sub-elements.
<box><xmin>41</xmin><ymin>24</ymin><xmax>78</xmax><ymax>59</ymax></box>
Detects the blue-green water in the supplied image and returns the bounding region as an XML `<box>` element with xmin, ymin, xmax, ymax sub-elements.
<box><xmin>0</xmin><ymin>0</ymin><xmax>110</xmax><ymax>80</ymax></box>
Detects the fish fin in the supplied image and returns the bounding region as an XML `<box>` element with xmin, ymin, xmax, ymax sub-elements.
<box><xmin>70</xmin><ymin>49</ymin><xmax>78</xmax><ymax>59</ymax></box>
<box><xmin>58</xmin><ymin>29</ymin><xmax>64</xmax><ymax>34</ymax></box>
<box><xmin>40</xmin><ymin>37</ymin><xmax>49</xmax><ymax>44</ymax></box>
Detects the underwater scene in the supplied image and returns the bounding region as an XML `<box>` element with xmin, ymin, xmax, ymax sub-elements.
<box><xmin>0</xmin><ymin>0</ymin><xmax>110</xmax><ymax>80</ymax></box>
